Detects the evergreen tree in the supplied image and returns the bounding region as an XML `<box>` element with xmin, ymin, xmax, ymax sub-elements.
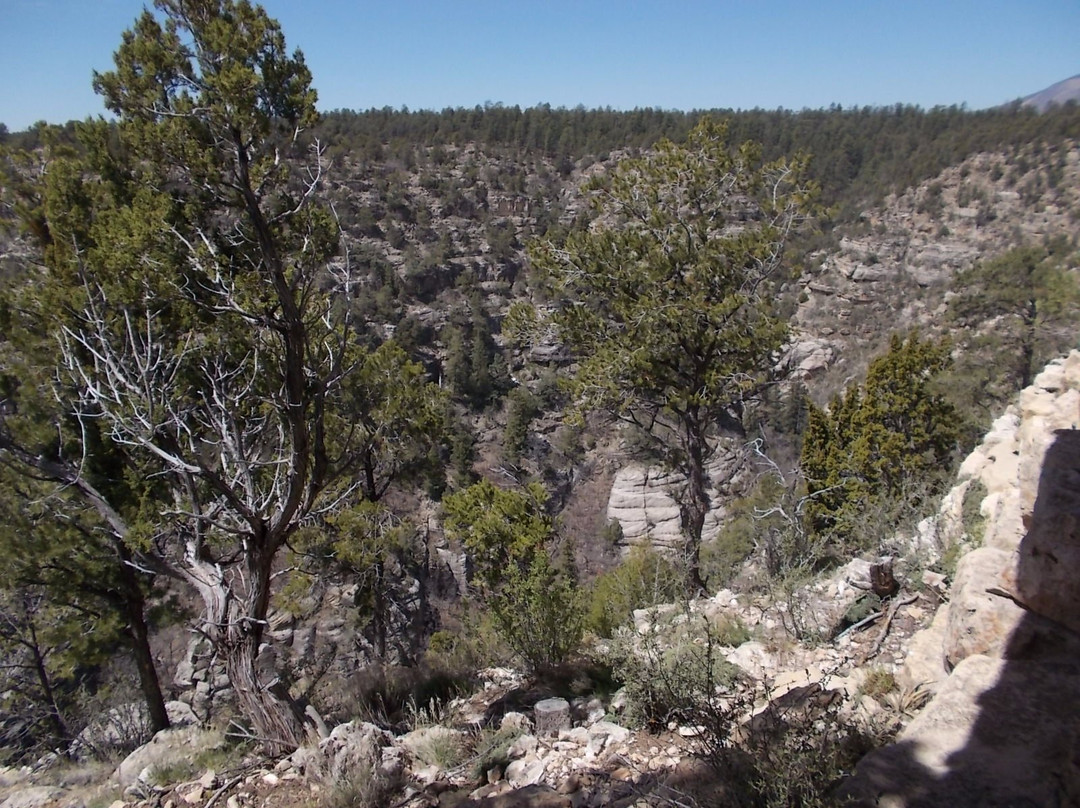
<box><xmin>950</xmin><ymin>242</ymin><xmax>1080</xmax><ymax>391</ymax></box>
<box><xmin>443</xmin><ymin>480</ymin><xmax>582</xmax><ymax>670</ymax></box>
<box><xmin>0</xmin><ymin>0</ymin><xmax>442</xmax><ymax>753</ymax></box>
<box><xmin>801</xmin><ymin>333</ymin><xmax>957</xmax><ymax>541</ymax></box>
<box><xmin>530</xmin><ymin>118</ymin><xmax>815</xmax><ymax>590</ymax></box>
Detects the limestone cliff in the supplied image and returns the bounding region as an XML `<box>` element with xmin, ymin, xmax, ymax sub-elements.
<box><xmin>845</xmin><ymin>351</ymin><xmax>1080</xmax><ymax>806</ymax></box>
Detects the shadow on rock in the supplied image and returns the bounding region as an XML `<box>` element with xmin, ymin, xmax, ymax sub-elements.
<box><xmin>842</xmin><ymin>428</ymin><xmax>1080</xmax><ymax>807</ymax></box>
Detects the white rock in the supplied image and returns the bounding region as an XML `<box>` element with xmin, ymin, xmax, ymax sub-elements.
<box><xmin>0</xmin><ymin>788</ymin><xmax>66</xmax><ymax>808</ymax></box>
<box><xmin>504</xmin><ymin>755</ymin><xmax>545</xmax><ymax>788</ymax></box>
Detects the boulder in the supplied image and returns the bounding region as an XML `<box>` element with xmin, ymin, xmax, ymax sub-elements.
<box><xmin>318</xmin><ymin>721</ymin><xmax>395</xmax><ymax>784</ymax></box>
<box><xmin>843</xmin><ymin>654</ymin><xmax>1080</xmax><ymax>807</ymax></box>
<box><xmin>115</xmin><ymin>726</ymin><xmax>222</xmax><ymax>788</ymax></box>
<box><xmin>585</xmin><ymin>721</ymin><xmax>630</xmax><ymax>751</ymax></box>
<box><xmin>1014</xmin><ymin>427</ymin><xmax>1080</xmax><ymax>634</ymax></box>
<box><xmin>944</xmin><ymin>547</ymin><xmax>1023</xmax><ymax>667</ymax></box>
<box><xmin>782</xmin><ymin>338</ymin><xmax>835</xmax><ymax>377</ymax></box>
<box><xmin>166</xmin><ymin>700</ymin><xmax>199</xmax><ymax>727</ymax></box>
<box><xmin>606</xmin><ymin>460</ymin><xmax>731</xmax><ymax>549</ymax></box>
<box><xmin>504</xmin><ymin>754</ymin><xmax>546</xmax><ymax>788</ymax></box>
<box><xmin>899</xmin><ymin>606</ymin><xmax>950</xmax><ymax>693</ymax></box>
<box><xmin>0</xmin><ymin>788</ymin><xmax>66</xmax><ymax>808</ymax></box>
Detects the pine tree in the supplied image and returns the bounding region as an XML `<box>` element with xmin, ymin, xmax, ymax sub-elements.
<box><xmin>530</xmin><ymin>118</ymin><xmax>816</xmax><ymax>589</ymax></box>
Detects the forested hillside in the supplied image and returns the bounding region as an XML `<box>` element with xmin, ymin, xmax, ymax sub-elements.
<box><xmin>0</xmin><ymin>3</ymin><xmax>1078</xmax><ymax>805</ymax></box>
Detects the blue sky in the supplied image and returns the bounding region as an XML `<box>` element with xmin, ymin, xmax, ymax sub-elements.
<box><xmin>1</xmin><ymin>0</ymin><xmax>1077</xmax><ymax>132</ymax></box>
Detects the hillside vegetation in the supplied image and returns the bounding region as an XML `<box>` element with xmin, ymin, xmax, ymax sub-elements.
<box><xmin>0</xmin><ymin>3</ymin><xmax>1078</xmax><ymax>806</ymax></box>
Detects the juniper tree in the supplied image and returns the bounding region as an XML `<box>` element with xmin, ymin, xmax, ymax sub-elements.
<box><xmin>443</xmin><ymin>479</ymin><xmax>582</xmax><ymax>670</ymax></box>
<box><xmin>950</xmin><ymin>242</ymin><xmax>1080</xmax><ymax>392</ymax></box>
<box><xmin>0</xmin><ymin>0</ymin><xmax>443</xmax><ymax>753</ymax></box>
<box><xmin>800</xmin><ymin>333</ymin><xmax>957</xmax><ymax>543</ymax></box>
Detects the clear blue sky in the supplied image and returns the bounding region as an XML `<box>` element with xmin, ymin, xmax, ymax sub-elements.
<box><xmin>1</xmin><ymin>0</ymin><xmax>1077</xmax><ymax>132</ymax></box>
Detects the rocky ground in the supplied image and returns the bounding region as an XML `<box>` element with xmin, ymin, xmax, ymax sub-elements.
<box><xmin>4</xmin><ymin>351</ymin><xmax>1077</xmax><ymax>807</ymax></box>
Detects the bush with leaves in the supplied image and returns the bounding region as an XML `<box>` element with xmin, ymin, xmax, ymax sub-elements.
<box><xmin>608</xmin><ymin>610</ymin><xmax>742</xmax><ymax>731</ymax></box>
<box><xmin>612</xmin><ymin>607</ymin><xmax>880</xmax><ymax>806</ymax></box>
<box><xmin>718</xmin><ymin>685</ymin><xmax>881</xmax><ymax>808</ymax></box>
<box><xmin>442</xmin><ymin>480</ymin><xmax>583</xmax><ymax>671</ymax></box>
<box><xmin>586</xmin><ymin>546</ymin><xmax>684</xmax><ymax>638</ymax></box>
<box><xmin>801</xmin><ymin>332</ymin><xmax>958</xmax><ymax>547</ymax></box>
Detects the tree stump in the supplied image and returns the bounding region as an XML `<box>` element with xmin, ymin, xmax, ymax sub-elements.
<box><xmin>870</xmin><ymin>558</ymin><xmax>899</xmax><ymax>598</ymax></box>
<box><xmin>534</xmin><ymin>698</ymin><xmax>571</xmax><ymax>736</ymax></box>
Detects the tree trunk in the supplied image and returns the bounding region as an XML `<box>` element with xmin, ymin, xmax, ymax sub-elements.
<box><xmin>187</xmin><ymin>539</ymin><xmax>306</xmax><ymax>754</ymax></box>
<box><xmin>679</xmin><ymin>428</ymin><xmax>710</xmax><ymax>594</ymax></box>
<box><xmin>117</xmin><ymin>557</ymin><xmax>170</xmax><ymax>733</ymax></box>
<box><xmin>25</xmin><ymin>620</ymin><xmax>69</xmax><ymax>746</ymax></box>
<box><xmin>373</xmin><ymin>560</ymin><xmax>387</xmax><ymax>661</ymax></box>
<box><xmin>222</xmin><ymin>633</ymin><xmax>305</xmax><ymax>757</ymax></box>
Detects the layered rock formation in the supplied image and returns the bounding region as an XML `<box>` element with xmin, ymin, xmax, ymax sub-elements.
<box><xmin>605</xmin><ymin>458</ymin><xmax>733</xmax><ymax>550</ymax></box>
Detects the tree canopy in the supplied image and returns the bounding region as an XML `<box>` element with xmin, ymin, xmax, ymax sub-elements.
<box><xmin>950</xmin><ymin>241</ymin><xmax>1080</xmax><ymax>393</ymax></box>
<box><xmin>800</xmin><ymin>333</ymin><xmax>958</xmax><ymax>543</ymax></box>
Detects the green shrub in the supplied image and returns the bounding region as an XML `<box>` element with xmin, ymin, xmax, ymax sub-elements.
<box><xmin>443</xmin><ymin>481</ymin><xmax>584</xmax><ymax>671</ymax></box>
<box><xmin>502</xmin><ymin>386</ymin><xmax>539</xmax><ymax>465</ymax></box>
<box><xmin>961</xmin><ymin>479</ymin><xmax>988</xmax><ymax>545</ymax></box>
<box><xmin>468</xmin><ymin>726</ymin><xmax>524</xmax><ymax>779</ymax></box>
<box><xmin>329</xmin><ymin>662</ymin><xmax>473</xmax><ymax>729</ymax></box>
<box><xmin>586</xmin><ymin>546</ymin><xmax>684</xmax><ymax>638</ymax></box>
<box><xmin>323</xmin><ymin>764</ymin><xmax>400</xmax><ymax>808</ymax></box>
<box><xmin>723</xmin><ymin>689</ymin><xmax>880</xmax><ymax>808</ymax></box>
<box><xmin>411</xmin><ymin>729</ymin><xmax>466</xmax><ymax>769</ymax></box>
<box><xmin>711</xmin><ymin>613</ymin><xmax>752</xmax><ymax>647</ymax></box>
<box><xmin>701</xmin><ymin>517</ymin><xmax>756</xmax><ymax>588</ymax></box>
<box><xmin>859</xmin><ymin>667</ymin><xmax>897</xmax><ymax>701</ymax></box>
<box><xmin>801</xmin><ymin>333</ymin><xmax>957</xmax><ymax>549</ymax></box>
<box><xmin>609</xmin><ymin>611</ymin><xmax>741</xmax><ymax>731</ymax></box>
<box><xmin>612</xmin><ymin>622</ymin><xmax>883</xmax><ymax>808</ymax></box>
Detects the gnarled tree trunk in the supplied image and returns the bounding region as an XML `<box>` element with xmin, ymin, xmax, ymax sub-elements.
<box><xmin>187</xmin><ymin>536</ymin><xmax>305</xmax><ymax>754</ymax></box>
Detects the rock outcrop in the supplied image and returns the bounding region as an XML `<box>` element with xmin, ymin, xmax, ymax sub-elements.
<box><xmin>844</xmin><ymin>351</ymin><xmax>1080</xmax><ymax>806</ymax></box>
<box><xmin>605</xmin><ymin>454</ymin><xmax>740</xmax><ymax>551</ymax></box>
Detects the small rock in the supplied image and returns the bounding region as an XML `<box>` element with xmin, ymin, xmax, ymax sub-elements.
<box><xmin>165</xmin><ymin>701</ymin><xmax>199</xmax><ymax>727</ymax></box>
<box><xmin>609</xmin><ymin>688</ymin><xmax>628</xmax><ymax>713</ymax></box>
<box><xmin>505</xmin><ymin>755</ymin><xmax>545</xmax><ymax>788</ymax></box>
<box><xmin>921</xmin><ymin>570</ymin><xmax>947</xmax><ymax>593</ymax></box>
<box><xmin>557</xmin><ymin>727</ymin><xmax>589</xmax><ymax>745</ymax></box>
<box><xmin>500</xmin><ymin>711</ymin><xmax>531</xmax><ymax>732</ymax></box>
<box><xmin>507</xmin><ymin>734</ymin><xmax>537</xmax><ymax>759</ymax></box>
<box><xmin>411</xmin><ymin>764</ymin><xmax>441</xmax><ymax>787</ymax></box>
